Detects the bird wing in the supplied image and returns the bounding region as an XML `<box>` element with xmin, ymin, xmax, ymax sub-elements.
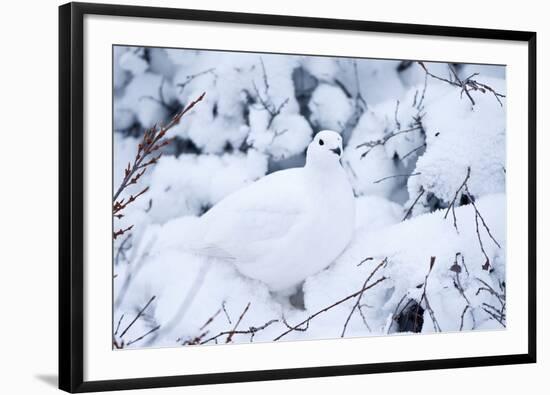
<box><xmin>195</xmin><ymin>169</ymin><xmax>309</xmax><ymax>261</ymax></box>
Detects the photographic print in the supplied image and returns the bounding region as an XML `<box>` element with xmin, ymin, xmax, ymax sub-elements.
<box><xmin>112</xmin><ymin>46</ymin><xmax>507</xmax><ymax>349</ymax></box>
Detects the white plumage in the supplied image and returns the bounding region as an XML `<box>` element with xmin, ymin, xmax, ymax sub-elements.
<box><xmin>190</xmin><ymin>130</ymin><xmax>355</xmax><ymax>293</ymax></box>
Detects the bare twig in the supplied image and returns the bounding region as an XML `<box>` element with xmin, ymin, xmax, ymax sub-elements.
<box><xmin>442</xmin><ymin>167</ymin><xmax>500</xmax><ymax>269</ymax></box>
<box><xmin>464</xmin><ymin>184</ymin><xmax>501</xmax><ymax>249</ymax></box>
<box><xmin>476</xmin><ymin>277</ymin><xmax>506</xmax><ymax>326</ymax></box>
<box><xmin>113</xmin><ymin>92</ymin><xmax>205</xmax><ymax>203</ymax></box>
<box><xmin>199</xmin><ymin>308</ymin><xmax>222</xmax><ymax>331</ymax></box>
<box><xmin>251</xmin><ymin>57</ymin><xmax>289</xmax><ymax>130</ymax></box>
<box><xmin>401</xmin><ymin>143</ymin><xmax>427</xmax><ymax>161</ymax></box>
<box><xmin>416</xmin><ymin>72</ymin><xmax>428</xmax><ymax>110</ymax></box>
<box><xmin>119</xmin><ymin>295</ymin><xmax>156</xmax><ymax>338</ymax></box>
<box><xmin>113</xmin><ymin>187</ymin><xmax>149</xmax><ymax>216</ymax></box>
<box><xmin>356</xmin><ymin>126</ymin><xmax>422</xmax><ymax>159</ymax></box>
<box><xmin>113</xmin><ymin>337</ymin><xmax>124</xmax><ymax>349</ymax></box>
<box><xmin>221</xmin><ymin>301</ymin><xmax>232</xmax><ymax>324</ymax></box>
<box><xmin>475</xmin><ymin>277</ymin><xmax>505</xmax><ymax>306</ymax></box>
<box><xmin>394</xmin><ymin>100</ymin><xmax>401</xmax><ymax>130</ymax></box>
<box><xmin>176</xmin><ymin>68</ymin><xmax>216</xmax><ymax>91</ymax></box>
<box><xmin>341</xmin><ymin>258</ymin><xmax>388</xmax><ymax>337</ymax></box>
<box><xmin>462</xmin><ymin>184</ymin><xmax>501</xmax><ymax>271</ymax></box>
<box><xmin>114</xmin><ymin>233</ymin><xmax>132</xmax><ymax>265</ymax></box>
<box><xmin>356</xmin><ymin>256</ymin><xmax>373</xmax><ymax>267</ymax></box>
<box><xmin>112</xmin><ymin>92</ymin><xmax>205</xmax><ymax>240</ymax></box>
<box><xmin>403</xmin><ymin>186</ymin><xmax>425</xmax><ymax>221</ymax></box>
<box><xmin>199</xmin><ymin>318</ymin><xmax>279</xmax><ymax>345</ymax></box>
<box><xmin>282</xmin><ymin>315</ymin><xmax>309</xmax><ymax>332</ymax></box>
<box><xmin>181</xmin><ymin>330</ymin><xmax>211</xmax><ymax>346</ymax></box>
<box><xmin>415</xmin><ymin>257</ymin><xmax>441</xmax><ymax>332</ymax></box>
<box><xmin>338</xmin><ymin>60</ymin><xmax>367</xmax><ymax>144</ymax></box>
<box><xmin>443</xmin><ymin>167</ymin><xmax>471</xmax><ymax>232</ymax></box>
<box><xmin>474</xmin><ymin>211</ymin><xmax>491</xmax><ymax>270</ymax></box>
<box><xmin>387</xmin><ymin>293</ymin><xmax>409</xmax><ymax>334</ymax></box>
<box><xmin>481</xmin><ymin>307</ymin><xmax>506</xmax><ymax>327</ymax></box>
<box><xmin>179</xmin><ymin>302</ymin><xmax>230</xmax><ymax>345</ymax></box>
<box><xmin>451</xmin><ymin>253</ymin><xmax>476</xmax><ymax>330</ymax></box>
<box><xmin>373</xmin><ymin>172</ymin><xmax>420</xmax><ymax>185</ymax></box>
<box><xmin>114</xmin><ymin>314</ymin><xmax>124</xmax><ymax>336</ymax></box>
<box><xmin>482</xmin><ymin>302</ymin><xmax>506</xmax><ymax>318</ymax></box>
<box><xmin>226</xmin><ymin>302</ymin><xmax>251</xmax><ymax>343</ymax></box>
<box><xmin>357</xmin><ymin>304</ymin><xmax>372</xmax><ymax>332</ymax></box>
<box><xmin>418</xmin><ymin>62</ymin><xmax>505</xmax><ymax>106</ymax></box>
<box><xmin>274</xmin><ymin>276</ymin><xmax>388</xmax><ymax>341</ymax></box>
<box><xmin>459</xmin><ymin>305</ymin><xmax>470</xmax><ymax>331</ymax></box>
<box><xmin>113</xmin><ymin>225</ymin><xmax>134</xmax><ymax>240</ymax></box>
<box><xmin>126</xmin><ymin>324</ymin><xmax>161</xmax><ymax>346</ymax></box>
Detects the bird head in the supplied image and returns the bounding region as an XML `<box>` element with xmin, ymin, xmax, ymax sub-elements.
<box><xmin>306</xmin><ymin>130</ymin><xmax>343</xmax><ymax>168</ymax></box>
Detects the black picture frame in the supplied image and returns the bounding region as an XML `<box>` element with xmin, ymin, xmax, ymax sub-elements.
<box><xmin>59</xmin><ymin>2</ymin><xmax>537</xmax><ymax>392</ymax></box>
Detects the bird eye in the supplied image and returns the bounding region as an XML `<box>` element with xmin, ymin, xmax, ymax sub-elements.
<box><xmin>319</xmin><ymin>139</ymin><xmax>324</xmax><ymax>146</ymax></box>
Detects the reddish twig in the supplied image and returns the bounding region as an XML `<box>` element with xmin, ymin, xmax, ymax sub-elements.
<box><xmin>112</xmin><ymin>92</ymin><xmax>206</xmax><ymax>230</ymax></box>
<box><xmin>221</xmin><ymin>301</ymin><xmax>232</xmax><ymax>324</ymax></box>
<box><xmin>113</xmin><ymin>225</ymin><xmax>133</xmax><ymax>240</ymax></box>
<box><xmin>226</xmin><ymin>302</ymin><xmax>251</xmax><ymax>343</ymax></box>
<box><xmin>199</xmin><ymin>308</ymin><xmax>222</xmax><ymax>331</ymax></box>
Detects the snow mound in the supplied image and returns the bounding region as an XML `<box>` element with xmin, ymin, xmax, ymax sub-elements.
<box><xmin>114</xmin><ymin>193</ymin><xmax>505</xmax><ymax>347</ymax></box>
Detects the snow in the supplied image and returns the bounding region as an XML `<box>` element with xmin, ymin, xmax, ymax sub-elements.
<box><xmin>118</xmin><ymin>49</ymin><xmax>149</xmax><ymax>76</ymax></box>
<box><xmin>309</xmin><ymin>83</ymin><xmax>353</xmax><ymax>131</ymax></box>
<box><xmin>112</xmin><ymin>46</ymin><xmax>507</xmax><ymax>349</ymax></box>
<box><xmin>247</xmin><ymin>111</ymin><xmax>313</xmax><ymax>160</ymax></box>
<box><xmin>406</xmin><ymin>77</ymin><xmax>506</xmax><ymax>215</ymax></box>
<box><xmin>115</xmin><ymin>72</ymin><xmax>176</xmax><ymax>129</ymax></box>
<box><xmin>115</xmin><ymin>193</ymin><xmax>505</xmax><ymax>346</ymax></box>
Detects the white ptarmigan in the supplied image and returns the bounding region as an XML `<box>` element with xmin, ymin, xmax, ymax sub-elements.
<box><xmin>191</xmin><ymin>130</ymin><xmax>355</xmax><ymax>294</ymax></box>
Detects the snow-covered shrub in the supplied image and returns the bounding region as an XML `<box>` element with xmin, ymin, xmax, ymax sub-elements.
<box><xmin>405</xmin><ymin>74</ymin><xmax>506</xmax><ymax>217</ymax></box>
<box><xmin>308</xmin><ymin>83</ymin><xmax>353</xmax><ymax>131</ymax></box>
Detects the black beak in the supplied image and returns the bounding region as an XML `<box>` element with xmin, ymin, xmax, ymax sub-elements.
<box><xmin>330</xmin><ymin>147</ymin><xmax>342</xmax><ymax>156</ymax></box>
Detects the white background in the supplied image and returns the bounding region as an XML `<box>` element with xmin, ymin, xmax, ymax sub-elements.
<box><xmin>0</xmin><ymin>0</ymin><xmax>546</xmax><ymax>394</ymax></box>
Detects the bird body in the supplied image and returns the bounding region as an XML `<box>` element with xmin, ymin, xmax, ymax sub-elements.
<box><xmin>190</xmin><ymin>131</ymin><xmax>355</xmax><ymax>293</ymax></box>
